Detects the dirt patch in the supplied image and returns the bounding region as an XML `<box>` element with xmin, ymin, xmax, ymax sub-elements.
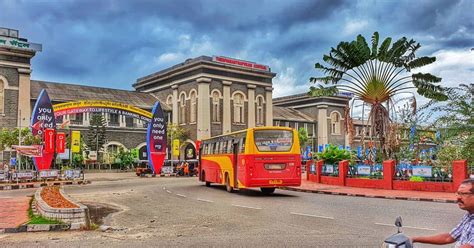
<box><xmin>83</xmin><ymin>202</ymin><xmax>120</xmax><ymax>226</ymax></box>
<box><xmin>41</xmin><ymin>186</ymin><xmax>79</xmax><ymax>208</ymax></box>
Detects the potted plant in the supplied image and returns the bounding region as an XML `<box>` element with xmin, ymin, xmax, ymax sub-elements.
<box><xmin>314</xmin><ymin>144</ymin><xmax>351</xmax><ymax>176</ymax></box>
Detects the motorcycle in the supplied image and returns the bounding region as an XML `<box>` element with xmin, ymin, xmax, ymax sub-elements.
<box><xmin>382</xmin><ymin>216</ymin><xmax>413</xmax><ymax>248</ymax></box>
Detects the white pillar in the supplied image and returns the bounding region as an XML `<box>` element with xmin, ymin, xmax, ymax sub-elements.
<box><xmin>222</xmin><ymin>81</ymin><xmax>232</xmax><ymax>134</ymax></box>
<box><xmin>17</xmin><ymin>68</ymin><xmax>31</xmax><ymax>128</ymax></box>
<box><xmin>265</xmin><ymin>87</ymin><xmax>273</xmax><ymax>126</ymax></box>
<box><xmin>197</xmin><ymin>78</ymin><xmax>211</xmax><ymax>140</ymax></box>
<box><xmin>172</xmin><ymin>84</ymin><xmax>178</xmax><ymax>125</ymax></box>
<box><xmin>247</xmin><ymin>84</ymin><xmax>256</xmax><ymax>128</ymax></box>
<box><xmin>317</xmin><ymin>105</ymin><xmax>328</xmax><ymax>146</ymax></box>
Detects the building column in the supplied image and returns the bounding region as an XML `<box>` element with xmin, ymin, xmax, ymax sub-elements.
<box><xmin>172</xmin><ymin>84</ymin><xmax>178</xmax><ymax>125</ymax></box>
<box><xmin>197</xmin><ymin>78</ymin><xmax>211</xmax><ymax>140</ymax></box>
<box><xmin>17</xmin><ymin>68</ymin><xmax>31</xmax><ymax>128</ymax></box>
<box><xmin>222</xmin><ymin>81</ymin><xmax>232</xmax><ymax>134</ymax></box>
<box><xmin>247</xmin><ymin>84</ymin><xmax>256</xmax><ymax>128</ymax></box>
<box><xmin>265</xmin><ymin>87</ymin><xmax>273</xmax><ymax>126</ymax></box>
<box><xmin>317</xmin><ymin>105</ymin><xmax>328</xmax><ymax>146</ymax></box>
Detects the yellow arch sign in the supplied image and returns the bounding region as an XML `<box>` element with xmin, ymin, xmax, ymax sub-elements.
<box><xmin>53</xmin><ymin>100</ymin><xmax>153</xmax><ymax>122</ymax></box>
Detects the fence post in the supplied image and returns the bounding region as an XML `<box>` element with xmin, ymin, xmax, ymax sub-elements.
<box><xmin>339</xmin><ymin>160</ymin><xmax>349</xmax><ymax>186</ymax></box>
<box><xmin>316</xmin><ymin>160</ymin><xmax>323</xmax><ymax>183</ymax></box>
<box><xmin>382</xmin><ymin>160</ymin><xmax>395</xmax><ymax>190</ymax></box>
<box><xmin>306</xmin><ymin>160</ymin><xmax>311</xmax><ymax>180</ymax></box>
<box><xmin>453</xmin><ymin>160</ymin><xmax>468</xmax><ymax>192</ymax></box>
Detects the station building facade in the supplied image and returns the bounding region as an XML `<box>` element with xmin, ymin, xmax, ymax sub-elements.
<box><xmin>0</xmin><ymin>28</ymin><xmax>352</xmax><ymax>163</ymax></box>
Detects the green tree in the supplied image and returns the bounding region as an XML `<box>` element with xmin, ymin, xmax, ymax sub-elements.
<box><xmin>298</xmin><ymin>127</ymin><xmax>309</xmax><ymax>147</ymax></box>
<box><xmin>167</xmin><ymin>123</ymin><xmax>189</xmax><ymax>143</ymax></box>
<box><xmin>309</xmin><ymin>32</ymin><xmax>448</xmax><ymax>157</ymax></box>
<box><xmin>433</xmin><ymin>84</ymin><xmax>473</xmax><ymax>164</ymax></box>
<box><xmin>0</xmin><ymin>128</ymin><xmax>41</xmax><ymax>150</ymax></box>
<box><xmin>86</xmin><ymin>114</ymin><xmax>107</xmax><ymax>151</ymax></box>
<box><xmin>115</xmin><ymin>148</ymin><xmax>134</xmax><ymax>169</ymax></box>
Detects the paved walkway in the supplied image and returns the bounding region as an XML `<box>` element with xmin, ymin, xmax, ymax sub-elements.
<box><xmin>285</xmin><ymin>178</ymin><xmax>458</xmax><ymax>203</ymax></box>
<box><xmin>0</xmin><ymin>197</ymin><xmax>30</xmax><ymax>230</ymax></box>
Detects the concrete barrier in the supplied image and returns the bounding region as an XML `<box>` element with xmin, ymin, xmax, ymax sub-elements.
<box><xmin>34</xmin><ymin>187</ymin><xmax>90</xmax><ymax>229</ymax></box>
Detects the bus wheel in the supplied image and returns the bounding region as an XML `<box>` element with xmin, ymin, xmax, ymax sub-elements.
<box><xmin>261</xmin><ymin>187</ymin><xmax>276</xmax><ymax>194</ymax></box>
<box><xmin>225</xmin><ymin>174</ymin><xmax>234</xmax><ymax>193</ymax></box>
<box><xmin>202</xmin><ymin>172</ymin><xmax>211</xmax><ymax>187</ymax></box>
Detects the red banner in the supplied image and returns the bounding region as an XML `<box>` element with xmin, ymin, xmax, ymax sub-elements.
<box><xmin>56</xmin><ymin>132</ymin><xmax>66</xmax><ymax>153</ymax></box>
<box><xmin>44</xmin><ymin>129</ymin><xmax>55</xmax><ymax>153</ymax></box>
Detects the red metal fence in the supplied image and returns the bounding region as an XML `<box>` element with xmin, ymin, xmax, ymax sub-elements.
<box><xmin>306</xmin><ymin>160</ymin><xmax>468</xmax><ymax>193</ymax></box>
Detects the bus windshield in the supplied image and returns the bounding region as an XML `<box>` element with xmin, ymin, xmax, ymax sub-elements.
<box><xmin>254</xmin><ymin>130</ymin><xmax>293</xmax><ymax>152</ymax></box>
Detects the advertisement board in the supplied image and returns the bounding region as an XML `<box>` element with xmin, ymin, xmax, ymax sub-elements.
<box><xmin>357</xmin><ymin>165</ymin><xmax>371</xmax><ymax>176</ymax></box>
<box><xmin>412</xmin><ymin>166</ymin><xmax>433</xmax><ymax>177</ymax></box>
<box><xmin>146</xmin><ymin>102</ymin><xmax>167</xmax><ymax>174</ymax></box>
<box><xmin>71</xmin><ymin>131</ymin><xmax>81</xmax><ymax>153</ymax></box>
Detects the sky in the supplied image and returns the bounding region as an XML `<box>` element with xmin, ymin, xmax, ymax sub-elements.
<box><xmin>1</xmin><ymin>0</ymin><xmax>473</xmax><ymax>103</ymax></box>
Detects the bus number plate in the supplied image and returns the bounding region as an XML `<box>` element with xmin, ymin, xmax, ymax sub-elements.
<box><xmin>269</xmin><ymin>179</ymin><xmax>283</xmax><ymax>184</ymax></box>
<box><xmin>265</xmin><ymin>164</ymin><xmax>285</xmax><ymax>170</ymax></box>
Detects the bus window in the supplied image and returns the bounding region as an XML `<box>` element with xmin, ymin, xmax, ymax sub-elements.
<box><xmin>214</xmin><ymin>142</ymin><xmax>219</xmax><ymax>154</ymax></box>
<box><xmin>239</xmin><ymin>138</ymin><xmax>246</xmax><ymax>153</ymax></box>
<box><xmin>254</xmin><ymin>129</ymin><xmax>293</xmax><ymax>152</ymax></box>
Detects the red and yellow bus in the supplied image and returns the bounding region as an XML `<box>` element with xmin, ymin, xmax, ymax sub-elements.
<box><xmin>198</xmin><ymin>127</ymin><xmax>301</xmax><ymax>194</ymax></box>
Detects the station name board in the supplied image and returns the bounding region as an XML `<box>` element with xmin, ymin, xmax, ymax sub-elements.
<box><xmin>213</xmin><ymin>56</ymin><xmax>269</xmax><ymax>72</ymax></box>
<box><xmin>0</xmin><ymin>37</ymin><xmax>42</xmax><ymax>52</ymax></box>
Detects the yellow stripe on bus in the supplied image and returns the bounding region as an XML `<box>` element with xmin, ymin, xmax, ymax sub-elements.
<box><xmin>202</xmin><ymin>155</ymin><xmax>245</xmax><ymax>188</ymax></box>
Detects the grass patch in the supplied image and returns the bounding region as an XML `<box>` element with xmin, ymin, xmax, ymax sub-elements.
<box><xmin>27</xmin><ymin>197</ymin><xmax>63</xmax><ymax>225</ymax></box>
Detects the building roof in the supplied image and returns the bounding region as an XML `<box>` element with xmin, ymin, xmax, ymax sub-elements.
<box><xmin>30</xmin><ymin>80</ymin><xmax>171</xmax><ymax>111</ymax></box>
<box><xmin>273</xmin><ymin>106</ymin><xmax>314</xmax><ymax>122</ymax></box>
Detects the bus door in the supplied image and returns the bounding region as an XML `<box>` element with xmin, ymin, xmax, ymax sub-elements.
<box><xmin>232</xmin><ymin>139</ymin><xmax>239</xmax><ymax>188</ymax></box>
<box><xmin>198</xmin><ymin>146</ymin><xmax>203</xmax><ymax>181</ymax></box>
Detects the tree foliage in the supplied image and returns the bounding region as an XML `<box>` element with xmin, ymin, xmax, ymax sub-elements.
<box><xmin>0</xmin><ymin>128</ymin><xmax>41</xmax><ymax>151</ymax></box>
<box><xmin>86</xmin><ymin>114</ymin><xmax>107</xmax><ymax>151</ymax></box>
<box><xmin>314</xmin><ymin>144</ymin><xmax>352</xmax><ymax>165</ymax></box>
<box><xmin>298</xmin><ymin>127</ymin><xmax>308</xmax><ymax>147</ymax></box>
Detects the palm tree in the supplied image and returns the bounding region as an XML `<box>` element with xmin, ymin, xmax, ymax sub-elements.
<box><xmin>309</xmin><ymin>32</ymin><xmax>448</xmax><ymax>157</ymax></box>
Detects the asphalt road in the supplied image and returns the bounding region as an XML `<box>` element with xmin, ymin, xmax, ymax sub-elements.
<box><xmin>0</xmin><ymin>173</ymin><xmax>464</xmax><ymax>247</ymax></box>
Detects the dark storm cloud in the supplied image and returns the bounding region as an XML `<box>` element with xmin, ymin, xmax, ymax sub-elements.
<box><xmin>0</xmin><ymin>0</ymin><xmax>472</xmax><ymax>93</ymax></box>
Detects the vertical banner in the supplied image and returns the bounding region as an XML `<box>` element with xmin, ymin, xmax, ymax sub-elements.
<box><xmin>44</xmin><ymin>129</ymin><xmax>55</xmax><ymax>153</ymax></box>
<box><xmin>318</xmin><ymin>145</ymin><xmax>323</xmax><ymax>153</ymax></box>
<box><xmin>56</xmin><ymin>132</ymin><xmax>66</xmax><ymax>153</ymax></box>
<box><xmin>146</xmin><ymin>102</ymin><xmax>167</xmax><ymax>174</ymax></box>
<box><xmin>195</xmin><ymin>140</ymin><xmax>201</xmax><ymax>156</ymax></box>
<box><xmin>173</xmin><ymin>139</ymin><xmax>180</xmax><ymax>156</ymax></box>
<box><xmin>71</xmin><ymin>131</ymin><xmax>81</xmax><ymax>153</ymax></box>
<box><xmin>31</xmin><ymin>90</ymin><xmax>56</xmax><ymax>171</ymax></box>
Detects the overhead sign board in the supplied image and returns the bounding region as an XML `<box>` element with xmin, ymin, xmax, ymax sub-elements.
<box><xmin>213</xmin><ymin>56</ymin><xmax>270</xmax><ymax>72</ymax></box>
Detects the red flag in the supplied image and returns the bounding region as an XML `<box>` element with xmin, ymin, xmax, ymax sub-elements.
<box><xmin>44</xmin><ymin>129</ymin><xmax>55</xmax><ymax>153</ymax></box>
<box><xmin>56</xmin><ymin>132</ymin><xmax>66</xmax><ymax>153</ymax></box>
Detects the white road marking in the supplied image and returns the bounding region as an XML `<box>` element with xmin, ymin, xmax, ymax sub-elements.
<box><xmin>165</xmin><ymin>190</ymin><xmax>172</xmax><ymax>194</ymax></box>
<box><xmin>231</xmin><ymin>204</ymin><xmax>262</xmax><ymax>210</ymax></box>
<box><xmin>176</xmin><ymin>194</ymin><xmax>187</xmax><ymax>198</ymax></box>
<box><xmin>197</xmin><ymin>198</ymin><xmax>214</xmax><ymax>203</ymax></box>
<box><xmin>290</xmin><ymin>212</ymin><xmax>334</xmax><ymax>220</ymax></box>
<box><xmin>374</xmin><ymin>223</ymin><xmax>436</xmax><ymax>231</ymax></box>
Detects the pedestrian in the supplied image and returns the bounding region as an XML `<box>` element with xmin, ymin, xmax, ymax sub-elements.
<box><xmin>183</xmin><ymin>162</ymin><xmax>189</xmax><ymax>176</ymax></box>
<box><xmin>411</xmin><ymin>178</ymin><xmax>474</xmax><ymax>247</ymax></box>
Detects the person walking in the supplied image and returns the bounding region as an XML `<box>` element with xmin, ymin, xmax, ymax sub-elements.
<box><xmin>411</xmin><ymin>178</ymin><xmax>474</xmax><ymax>247</ymax></box>
<box><xmin>183</xmin><ymin>162</ymin><xmax>189</xmax><ymax>176</ymax></box>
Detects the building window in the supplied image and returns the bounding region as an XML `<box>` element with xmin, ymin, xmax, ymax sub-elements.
<box><xmin>256</xmin><ymin>96</ymin><xmax>264</xmax><ymax>126</ymax></box>
<box><xmin>233</xmin><ymin>93</ymin><xmax>244</xmax><ymax>124</ymax></box>
<box><xmin>108</xmin><ymin>113</ymin><xmax>119</xmax><ymax>126</ymax></box>
<box><xmin>179</xmin><ymin>93</ymin><xmax>186</xmax><ymax>124</ymax></box>
<box><xmin>274</xmin><ymin>121</ymin><xmax>280</xmax><ymax>126</ymax></box>
<box><xmin>190</xmin><ymin>91</ymin><xmax>197</xmax><ymax>123</ymax></box>
<box><xmin>0</xmin><ymin>79</ymin><xmax>4</xmax><ymax>114</ymax></box>
<box><xmin>331</xmin><ymin>112</ymin><xmax>341</xmax><ymax>134</ymax></box>
<box><xmin>70</xmin><ymin>113</ymin><xmax>84</xmax><ymax>125</ymax></box>
<box><xmin>125</xmin><ymin>116</ymin><xmax>135</xmax><ymax>127</ymax></box>
<box><xmin>212</xmin><ymin>91</ymin><xmax>220</xmax><ymax>122</ymax></box>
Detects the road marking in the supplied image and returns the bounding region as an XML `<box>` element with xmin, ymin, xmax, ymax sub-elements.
<box><xmin>176</xmin><ymin>194</ymin><xmax>187</xmax><ymax>198</ymax></box>
<box><xmin>374</xmin><ymin>223</ymin><xmax>436</xmax><ymax>231</ymax></box>
<box><xmin>231</xmin><ymin>204</ymin><xmax>262</xmax><ymax>210</ymax></box>
<box><xmin>197</xmin><ymin>198</ymin><xmax>214</xmax><ymax>203</ymax></box>
<box><xmin>165</xmin><ymin>190</ymin><xmax>172</xmax><ymax>194</ymax></box>
<box><xmin>290</xmin><ymin>212</ymin><xmax>334</xmax><ymax>220</ymax></box>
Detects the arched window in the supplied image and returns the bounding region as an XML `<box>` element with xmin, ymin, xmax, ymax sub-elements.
<box><xmin>233</xmin><ymin>93</ymin><xmax>244</xmax><ymax>124</ymax></box>
<box><xmin>166</xmin><ymin>95</ymin><xmax>173</xmax><ymax>106</ymax></box>
<box><xmin>0</xmin><ymin>79</ymin><xmax>4</xmax><ymax>114</ymax></box>
<box><xmin>256</xmin><ymin>96</ymin><xmax>264</xmax><ymax>125</ymax></box>
<box><xmin>331</xmin><ymin>112</ymin><xmax>341</xmax><ymax>134</ymax></box>
<box><xmin>179</xmin><ymin>93</ymin><xmax>186</xmax><ymax>124</ymax></box>
<box><xmin>190</xmin><ymin>91</ymin><xmax>197</xmax><ymax>123</ymax></box>
<box><xmin>212</xmin><ymin>91</ymin><xmax>220</xmax><ymax>122</ymax></box>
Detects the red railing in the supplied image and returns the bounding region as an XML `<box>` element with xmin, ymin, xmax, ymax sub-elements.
<box><xmin>306</xmin><ymin>160</ymin><xmax>468</xmax><ymax>193</ymax></box>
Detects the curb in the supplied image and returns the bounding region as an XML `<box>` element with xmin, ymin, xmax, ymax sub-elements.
<box><xmin>1</xmin><ymin>223</ymin><xmax>72</xmax><ymax>233</ymax></box>
<box><xmin>280</xmin><ymin>187</ymin><xmax>457</xmax><ymax>204</ymax></box>
<box><xmin>0</xmin><ymin>180</ymin><xmax>90</xmax><ymax>191</ymax></box>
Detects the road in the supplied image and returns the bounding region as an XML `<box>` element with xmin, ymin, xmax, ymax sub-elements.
<box><xmin>0</xmin><ymin>173</ymin><xmax>464</xmax><ymax>247</ymax></box>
